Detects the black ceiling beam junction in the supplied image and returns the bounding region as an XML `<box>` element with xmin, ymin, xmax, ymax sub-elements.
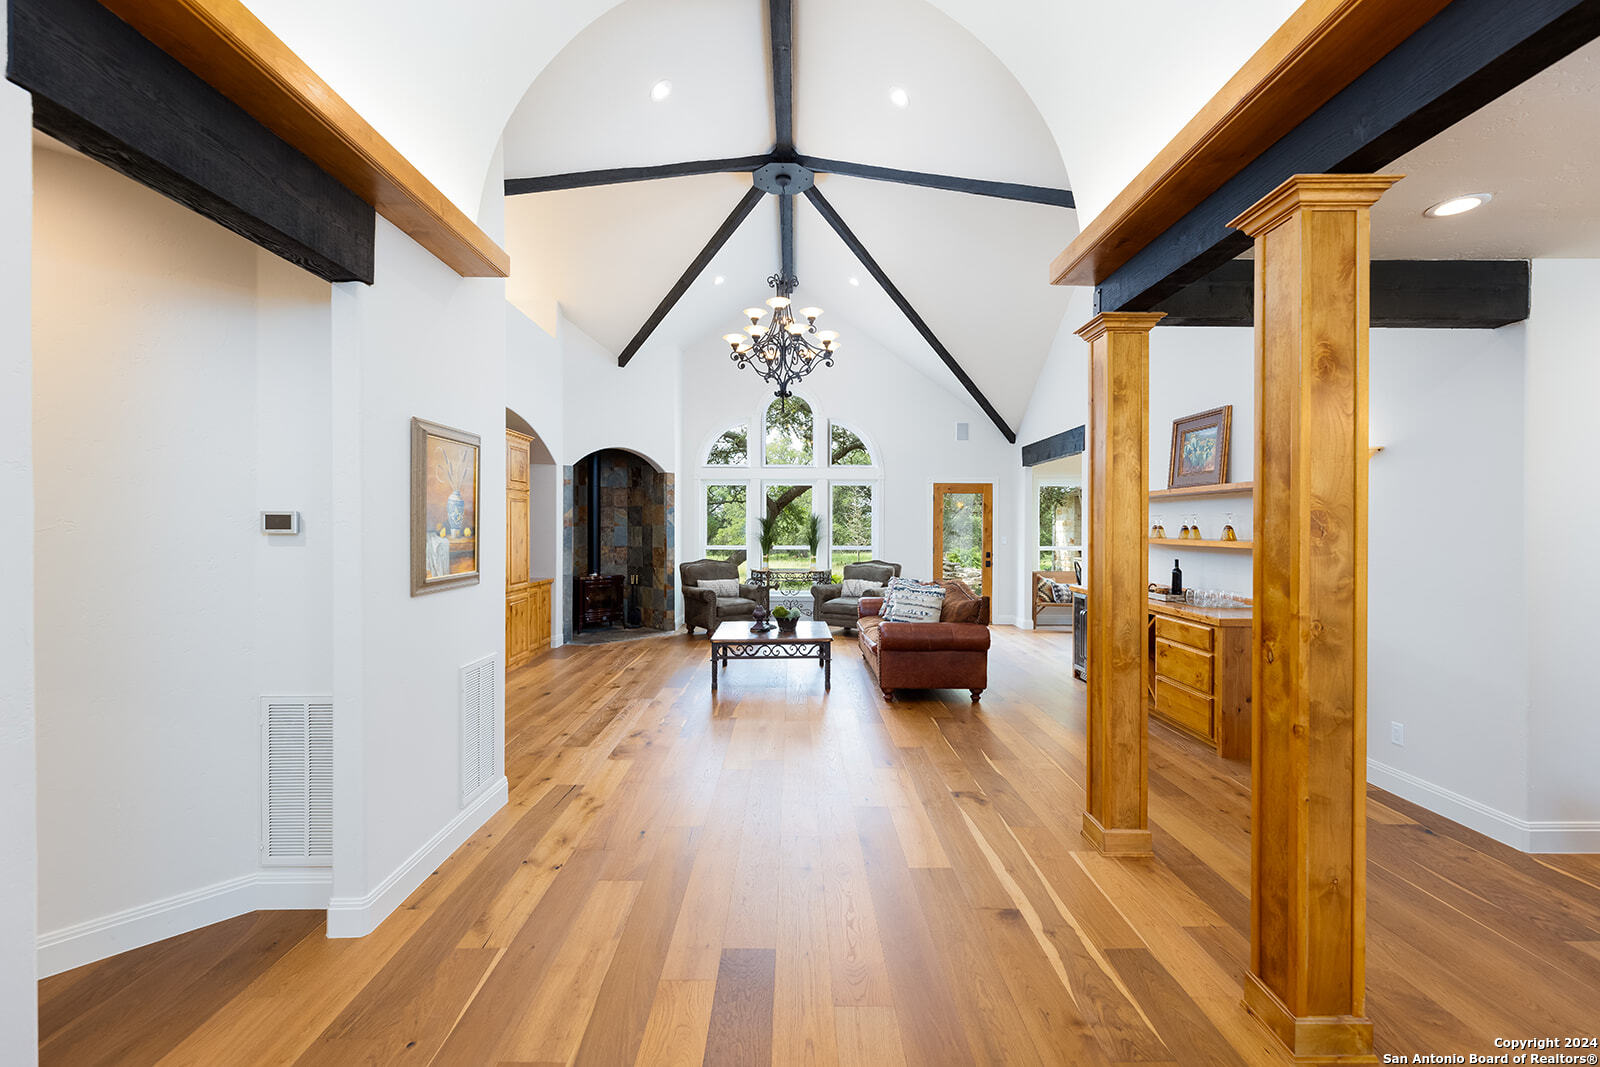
<box><xmin>1096</xmin><ymin>0</ymin><xmax>1600</xmax><ymax>314</ymax></box>
<box><xmin>1021</xmin><ymin>425</ymin><xmax>1085</xmax><ymax>467</ymax></box>
<box><xmin>1154</xmin><ymin>259</ymin><xmax>1531</xmax><ymax>328</ymax></box>
<box><xmin>769</xmin><ymin>0</ymin><xmax>795</xmax><ymax>152</ymax></box>
<box><xmin>504</xmin><ymin>155</ymin><xmax>771</xmax><ymax>196</ymax></box>
<box><xmin>799</xmin><ymin>156</ymin><xmax>1075</xmax><ymax>209</ymax></box>
<box><xmin>778</xmin><ymin>192</ymin><xmax>796</xmax><ymax>281</ymax></box>
<box><xmin>617</xmin><ymin>186</ymin><xmax>765</xmax><ymax>367</ymax></box>
<box><xmin>804</xmin><ymin>186</ymin><xmax>1016</xmax><ymax>443</ymax></box>
<box><xmin>8</xmin><ymin>0</ymin><xmax>374</xmax><ymax>283</ymax></box>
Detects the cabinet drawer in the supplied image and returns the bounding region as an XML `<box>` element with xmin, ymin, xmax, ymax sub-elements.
<box><xmin>1155</xmin><ymin>678</ymin><xmax>1214</xmax><ymax>739</ymax></box>
<box><xmin>1154</xmin><ymin>614</ymin><xmax>1213</xmax><ymax>651</ymax></box>
<box><xmin>1156</xmin><ymin>638</ymin><xmax>1214</xmax><ymax>692</ymax></box>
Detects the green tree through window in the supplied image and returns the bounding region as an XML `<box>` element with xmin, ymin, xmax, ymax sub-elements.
<box><xmin>764</xmin><ymin>397</ymin><xmax>813</xmax><ymax>465</ymax></box>
<box><xmin>706</xmin><ymin>425</ymin><xmax>748</xmax><ymax>465</ymax></box>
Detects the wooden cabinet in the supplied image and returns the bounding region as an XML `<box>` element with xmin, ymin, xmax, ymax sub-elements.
<box><xmin>1147</xmin><ymin>600</ymin><xmax>1251</xmax><ymax>760</ymax></box>
<box><xmin>505</xmin><ymin>430</ymin><xmax>549</xmax><ymax>669</ymax></box>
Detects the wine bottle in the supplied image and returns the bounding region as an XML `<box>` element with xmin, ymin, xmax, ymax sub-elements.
<box><xmin>1171</xmin><ymin>559</ymin><xmax>1184</xmax><ymax>596</ymax></box>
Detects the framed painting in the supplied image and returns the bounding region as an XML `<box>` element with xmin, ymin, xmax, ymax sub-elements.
<box><xmin>411</xmin><ymin>418</ymin><xmax>481</xmax><ymax>595</ymax></box>
<box><xmin>1168</xmin><ymin>406</ymin><xmax>1232</xmax><ymax>489</ymax></box>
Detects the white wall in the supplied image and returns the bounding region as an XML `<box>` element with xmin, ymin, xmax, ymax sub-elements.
<box><xmin>0</xmin><ymin>18</ymin><xmax>38</xmax><ymax>1056</ymax></box>
<box><xmin>1366</xmin><ymin>327</ymin><xmax>1530</xmax><ymax>823</ymax></box>
<box><xmin>680</xmin><ymin>322</ymin><xmax>1024</xmax><ymax>623</ymax></box>
<box><xmin>32</xmin><ymin>147</ymin><xmax>335</xmax><ymax>973</ymax></box>
<box><xmin>1523</xmin><ymin>260</ymin><xmax>1600</xmax><ymax>844</ymax></box>
<box><xmin>326</xmin><ymin>217</ymin><xmax>509</xmax><ymax>935</ymax></box>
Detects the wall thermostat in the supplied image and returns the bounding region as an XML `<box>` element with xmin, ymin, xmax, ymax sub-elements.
<box><xmin>260</xmin><ymin>510</ymin><xmax>300</xmax><ymax>535</ymax></box>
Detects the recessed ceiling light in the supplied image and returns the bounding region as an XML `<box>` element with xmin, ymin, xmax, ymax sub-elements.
<box><xmin>1423</xmin><ymin>192</ymin><xmax>1492</xmax><ymax>218</ymax></box>
<box><xmin>888</xmin><ymin>86</ymin><xmax>909</xmax><ymax>109</ymax></box>
<box><xmin>849</xmin><ymin>276</ymin><xmax>860</xmax><ymax>286</ymax></box>
<box><xmin>650</xmin><ymin>79</ymin><xmax>672</xmax><ymax>103</ymax></box>
<box><xmin>713</xmin><ymin>275</ymin><xmax>725</xmax><ymax>285</ymax></box>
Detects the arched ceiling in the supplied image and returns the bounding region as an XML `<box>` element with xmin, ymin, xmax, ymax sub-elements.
<box><xmin>501</xmin><ymin>0</ymin><xmax>1078</xmax><ymax>429</ymax></box>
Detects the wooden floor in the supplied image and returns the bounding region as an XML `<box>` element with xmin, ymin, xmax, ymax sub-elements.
<box><xmin>39</xmin><ymin>629</ymin><xmax>1600</xmax><ymax>1065</ymax></box>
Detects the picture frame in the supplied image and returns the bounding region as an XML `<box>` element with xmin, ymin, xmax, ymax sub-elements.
<box><xmin>1167</xmin><ymin>405</ymin><xmax>1232</xmax><ymax>489</ymax></box>
<box><xmin>411</xmin><ymin>417</ymin><xmax>481</xmax><ymax>596</ymax></box>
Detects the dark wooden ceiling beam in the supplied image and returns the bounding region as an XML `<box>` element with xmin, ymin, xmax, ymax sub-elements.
<box><xmin>1094</xmin><ymin>0</ymin><xmax>1600</xmax><ymax>313</ymax></box>
<box><xmin>1153</xmin><ymin>259</ymin><xmax>1531</xmax><ymax>328</ymax></box>
<box><xmin>779</xmin><ymin>193</ymin><xmax>796</xmax><ymax>281</ymax></box>
<box><xmin>617</xmin><ymin>187</ymin><xmax>766</xmax><ymax>367</ymax></box>
<box><xmin>800</xmin><ymin>156</ymin><xmax>1075</xmax><ymax>208</ymax></box>
<box><xmin>504</xmin><ymin>155</ymin><xmax>771</xmax><ymax>196</ymax></box>
<box><xmin>803</xmin><ymin>186</ymin><xmax>1016</xmax><ymax>443</ymax></box>
<box><xmin>9</xmin><ymin>0</ymin><xmax>374</xmax><ymax>283</ymax></box>
<box><xmin>770</xmin><ymin>0</ymin><xmax>796</xmax><ymax>152</ymax></box>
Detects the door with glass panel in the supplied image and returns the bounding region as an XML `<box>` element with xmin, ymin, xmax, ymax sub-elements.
<box><xmin>933</xmin><ymin>483</ymin><xmax>994</xmax><ymax>596</ymax></box>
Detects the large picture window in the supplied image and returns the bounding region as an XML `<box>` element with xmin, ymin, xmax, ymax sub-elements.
<box><xmin>700</xmin><ymin>396</ymin><xmax>880</xmax><ymax>589</ymax></box>
<box><xmin>705</xmin><ymin>483</ymin><xmax>748</xmax><ymax>570</ymax></box>
<box><xmin>830</xmin><ymin>483</ymin><xmax>874</xmax><ymax>572</ymax></box>
<box><xmin>1037</xmin><ymin>482</ymin><xmax>1083</xmax><ymax>570</ymax></box>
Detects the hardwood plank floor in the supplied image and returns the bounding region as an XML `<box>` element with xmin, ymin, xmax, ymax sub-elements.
<box><xmin>38</xmin><ymin>629</ymin><xmax>1600</xmax><ymax>1065</ymax></box>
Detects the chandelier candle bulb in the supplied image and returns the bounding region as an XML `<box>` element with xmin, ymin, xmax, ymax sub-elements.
<box><xmin>767</xmin><ymin>295</ymin><xmax>791</xmax><ymax>309</ymax></box>
<box><xmin>799</xmin><ymin>307</ymin><xmax>822</xmax><ymax>321</ymax></box>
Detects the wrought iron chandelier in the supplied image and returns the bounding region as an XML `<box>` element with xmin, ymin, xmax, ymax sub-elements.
<box><xmin>722</xmin><ymin>272</ymin><xmax>840</xmax><ymax>398</ymax></box>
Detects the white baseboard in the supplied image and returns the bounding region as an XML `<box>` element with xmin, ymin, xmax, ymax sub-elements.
<box><xmin>36</xmin><ymin>867</ymin><xmax>332</xmax><ymax>978</ymax></box>
<box><xmin>1368</xmin><ymin>760</ymin><xmax>1600</xmax><ymax>854</ymax></box>
<box><xmin>326</xmin><ymin>776</ymin><xmax>508</xmax><ymax>938</ymax></box>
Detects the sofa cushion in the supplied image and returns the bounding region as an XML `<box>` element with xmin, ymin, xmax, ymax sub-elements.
<box><xmin>879</xmin><ymin>621</ymin><xmax>991</xmax><ymax>653</ymax></box>
<box><xmin>940</xmin><ymin>591</ymin><xmax>983</xmax><ymax>624</ymax></box>
<box><xmin>858</xmin><ymin>596</ymin><xmax>884</xmax><ymax>618</ymax></box>
<box><xmin>699</xmin><ymin>578</ymin><xmax>740</xmax><ymax>597</ymax></box>
<box><xmin>884</xmin><ymin>580</ymin><xmax>944</xmax><ymax>623</ymax></box>
<box><xmin>716</xmin><ymin>596</ymin><xmax>759</xmax><ymax>613</ymax></box>
<box><xmin>822</xmin><ymin>595</ymin><xmax>859</xmax><ymax>613</ymax></box>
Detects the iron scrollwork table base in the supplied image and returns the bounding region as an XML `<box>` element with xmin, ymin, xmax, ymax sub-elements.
<box><xmin>709</xmin><ymin>620</ymin><xmax>833</xmax><ymax>692</ymax></box>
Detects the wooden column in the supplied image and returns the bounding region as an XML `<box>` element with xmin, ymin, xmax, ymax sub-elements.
<box><xmin>1076</xmin><ymin>312</ymin><xmax>1164</xmax><ymax>856</ymax></box>
<box><xmin>1230</xmin><ymin>174</ymin><xmax>1400</xmax><ymax>1061</ymax></box>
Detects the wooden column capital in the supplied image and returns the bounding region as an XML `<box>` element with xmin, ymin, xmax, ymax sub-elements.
<box><xmin>1074</xmin><ymin>311</ymin><xmax>1166</xmax><ymax>343</ymax></box>
<box><xmin>1229</xmin><ymin>174</ymin><xmax>1402</xmax><ymax>236</ymax></box>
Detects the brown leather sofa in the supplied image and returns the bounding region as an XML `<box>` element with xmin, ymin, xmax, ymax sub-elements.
<box><xmin>857</xmin><ymin>580</ymin><xmax>991</xmax><ymax>701</ymax></box>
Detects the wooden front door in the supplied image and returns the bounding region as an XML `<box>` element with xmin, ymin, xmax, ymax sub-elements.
<box><xmin>932</xmin><ymin>483</ymin><xmax>994</xmax><ymax>596</ymax></box>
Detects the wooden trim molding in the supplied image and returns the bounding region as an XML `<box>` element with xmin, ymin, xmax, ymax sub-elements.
<box><xmin>96</xmin><ymin>0</ymin><xmax>510</xmax><ymax>278</ymax></box>
<box><xmin>1048</xmin><ymin>0</ymin><xmax>1450</xmax><ymax>288</ymax></box>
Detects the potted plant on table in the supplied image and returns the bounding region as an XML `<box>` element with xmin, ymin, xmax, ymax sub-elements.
<box><xmin>771</xmin><ymin>605</ymin><xmax>800</xmax><ymax>633</ymax></box>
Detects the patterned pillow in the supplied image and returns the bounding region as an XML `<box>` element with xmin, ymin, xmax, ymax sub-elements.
<box><xmin>1035</xmin><ymin>576</ymin><xmax>1052</xmax><ymax>602</ymax></box>
<box><xmin>698</xmin><ymin>578</ymin><xmax>739</xmax><ymax>598</ymax></box>
<box><xmin>841</xmin><ymin>577</ymin><xmax>880</xmax><ymax>599</ymax></box>
<box><xmin>881</xmin><ymin>575</ymin><xmax>914</xmax><ymax>617</ymax></box>
<box><xmin>1050</xmin><ymin>581</ymin><xmax>1074</xmax><ymax>604</ymax></box>
<box><xmin>884</xmin><ymin>580</ymin><xmax>945</xmax><ymax>623</ymax></box>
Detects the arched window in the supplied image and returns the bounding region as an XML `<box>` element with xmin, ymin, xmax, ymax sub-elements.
<box><xmin>763</xmin><ymin>396</ymin><xmax>813</xmax><ymax>465</ymax></box>
<box><xmin>828</xmin><ymin>421</ymin><xmax>873</xmax><ymax>466</ymax></box>
<box><xmin>705</xmin><ymin>423</ymin><xmax>748</xmax><ymax>465</ymax></box>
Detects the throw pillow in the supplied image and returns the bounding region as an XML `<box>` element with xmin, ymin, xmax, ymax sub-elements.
<box><xmin>941</xmin><ymin>594</ymin><xmax>983</xmax><ymax>624</ymax></box>
<box><xmin>841</xmin><ymin>577</ymin><xmax>878</xmax><ymax>599</ymax></box>
<box><xmin>698</xmin><ymin>578</ymin><xmax>739</xmax><ymax>598</ymax></box>
<box><xmin>1035</xmin><ymin>576</ymin><xmax>1052</xmax><ymax>602</ymax></box>
<box><xmin>884</xmin><ymin>580</ymin><xmax>945</xmax><ymax>623</ymax></box>
<box><xmin>1050</xmin><ymin>581</ymin><xmax>1074</xmax><ymax>604</ymax></box>
<box><xmin>881</xmin><ymin>575</ymin><xmax>917</xmax><ymax>618</ymax></box>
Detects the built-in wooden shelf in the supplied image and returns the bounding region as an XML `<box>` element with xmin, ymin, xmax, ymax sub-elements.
<box><xmin>1149</xmin><ymin>537</ymin><xmax>1253</xmax><ymax>551</ymax></box>
<box><xmin>1149</xmin><ymin>481</ymin><xmax>1254</xmax><ymax>501</ymax></box>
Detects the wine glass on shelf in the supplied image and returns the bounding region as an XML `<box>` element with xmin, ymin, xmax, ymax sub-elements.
<box><xmin>1188</xmin><ymin>513</ymin><xmax>1202</xmax><ymax>541</ymax></box>
<box><xmin>1222</xmin><ymin>511</ymin><xmax>1237</xmax><ymax>541</ymax></box>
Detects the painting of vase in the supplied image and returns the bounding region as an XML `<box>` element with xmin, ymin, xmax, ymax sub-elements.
<box><xmin>411</xmin><ymin>418</ymin><xmax>481</xmax><ymax>595</ymax></box>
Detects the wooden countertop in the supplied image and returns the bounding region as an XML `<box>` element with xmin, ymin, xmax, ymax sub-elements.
<box><xmin>1072</xmin><ymin>586</ymin><xmax>1253</xmax><ymax>627</ymax></box>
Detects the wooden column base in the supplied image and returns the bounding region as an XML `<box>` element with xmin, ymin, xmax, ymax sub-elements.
<box><xmin>1244</xmin><ymin>973</ymin><xmax>1375</xmax><ymax>1063</ymax></box>
<box><xmin>1081</xmin><ymin>812</ymin><xmax>1153</xmax><ymax>856</ymax></box>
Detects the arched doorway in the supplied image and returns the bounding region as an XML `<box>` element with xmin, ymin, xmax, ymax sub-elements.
<box><xmin>565</xmin><ymin>448</ymin><xmax>675</xmax><ymax>643</ymax></box>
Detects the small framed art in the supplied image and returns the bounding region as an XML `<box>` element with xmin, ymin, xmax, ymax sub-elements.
<box><xmin>1167</xmin><ymin>405</ymin><xmax>1232</xmax><ymax>489</ymax></box>
<box><xmin>411</xmin><ymin>417</ymin><xmax>481</xmax><ymax>595</ymax></box>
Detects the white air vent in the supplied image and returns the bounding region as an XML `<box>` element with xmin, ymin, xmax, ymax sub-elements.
<box><xmin>955</xmin><ymin>421</ymin><xmax>970</xmax><ymax>441</ymax></box>
<box><xmin>460</xmin><ymin>655</ymin><xmax>499</xmax><ymax>805</ymax></box>
<box><xmin>261</xmin><ymin>697</ymin><xmax>333</xmax><ymax>866</ymax></box>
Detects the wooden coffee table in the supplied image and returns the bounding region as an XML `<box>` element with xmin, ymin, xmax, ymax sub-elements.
<box><xmin>709</xmin><ymin>620</ymin><xmax>833</xmax><ymax>692</ymax></box>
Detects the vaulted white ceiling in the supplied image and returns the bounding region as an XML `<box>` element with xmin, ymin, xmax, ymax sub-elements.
<box><xmin>500</xmin><ymin>0</ymin><xmax>1079</xmax><ymax>431</ymax></box>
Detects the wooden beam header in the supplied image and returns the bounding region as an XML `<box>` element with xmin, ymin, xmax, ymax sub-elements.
<box><xmin>1048</xmin><ymin>0</ymin><xmax>1451</xmax><ymax>288</ymax></box>
<box><xmin>96</xmin><ymin>0</ymin><xmax>510</xmax><ymax>278</ymax></box>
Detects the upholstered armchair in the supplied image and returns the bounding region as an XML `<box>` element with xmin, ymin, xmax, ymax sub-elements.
<box><xmin>811</xmin><ymin>560</ymin><xmax>901</xmax><ymax>633</ymax></box>
<box><xmin>679</xmin><ymin>557</ymin><xmax>769</xmax><ymax>637</ymax></box>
